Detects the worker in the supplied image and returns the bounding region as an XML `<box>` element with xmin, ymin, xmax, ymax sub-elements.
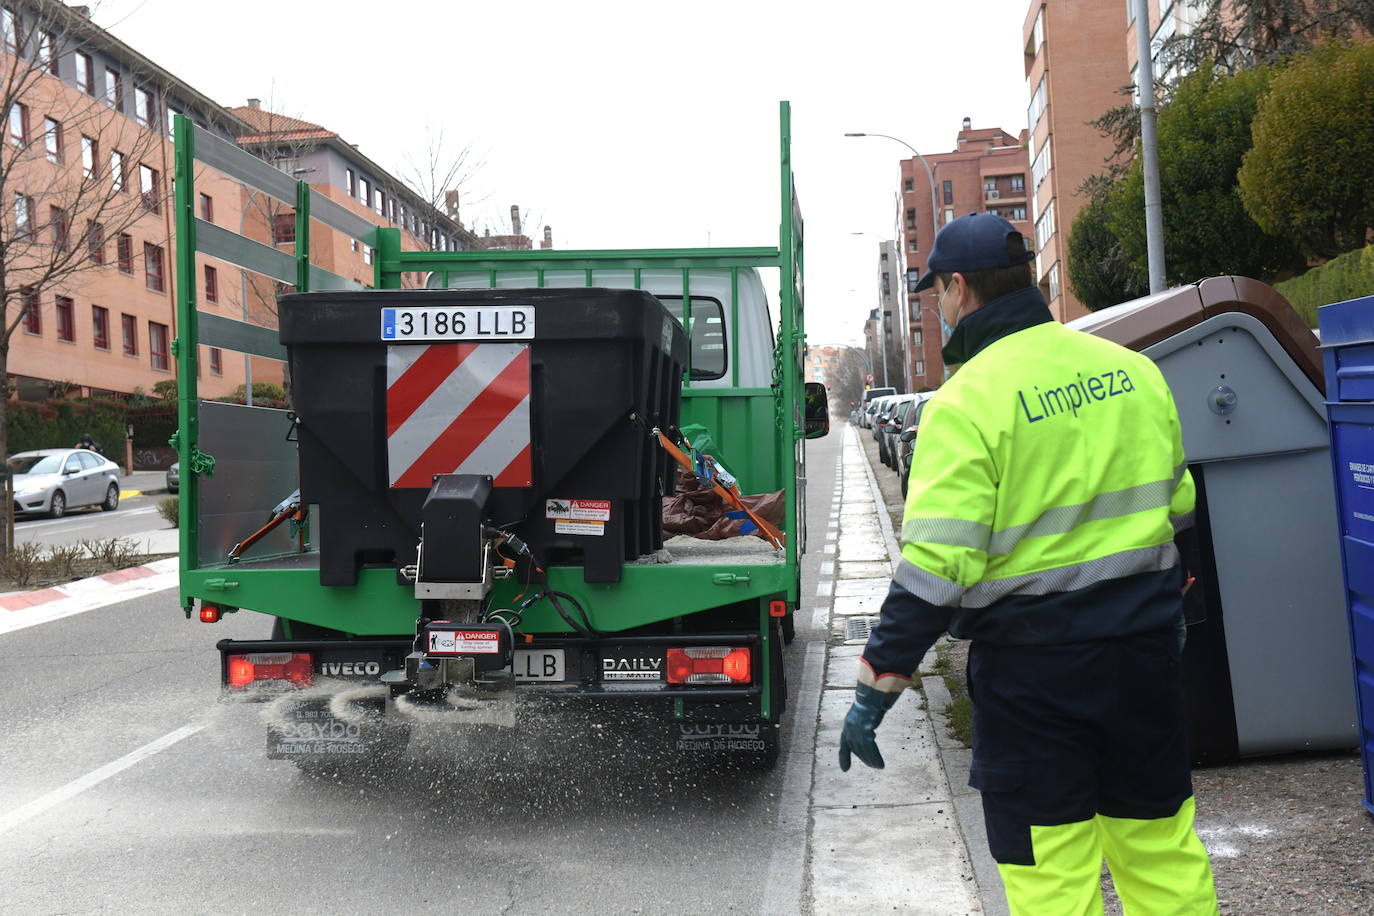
<box><xmin>838</xmin><ymin>213</ymin><xmax>1217</xmax><ymax>914</ymax></box>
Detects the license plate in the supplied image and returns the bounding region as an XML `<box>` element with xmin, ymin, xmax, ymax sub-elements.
<box><xmin>511</xmin><ymin>648</ymin><xmax>565</xmax><ymax>682</ymax></box>
<box><xmin>380</xmin><ymin>306</ymin><xmax>534</xmax><ymax>341</ymax></box>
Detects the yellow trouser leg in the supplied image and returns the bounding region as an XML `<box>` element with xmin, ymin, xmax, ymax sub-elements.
<box><xmin>1097</xmin><ymin>796</ymin><xmax>1218</xmax><ymax>916</ymax></box>
<box><xmin>996</xmin><ymin>818</ymin><xmax>1104</xmax><ymax>916</ymax></box>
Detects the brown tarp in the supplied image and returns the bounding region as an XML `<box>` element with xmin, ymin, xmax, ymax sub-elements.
<box><xmin>663</xmin><ymin>467</ymin><xmax>785</xmax><ymax>541</ymax></box>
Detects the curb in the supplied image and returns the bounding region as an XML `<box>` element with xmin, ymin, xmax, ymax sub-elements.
<box><xmin>0</xmin><ymin>557</ymin><xmax>179</xmax><ymax>611</ymax></box>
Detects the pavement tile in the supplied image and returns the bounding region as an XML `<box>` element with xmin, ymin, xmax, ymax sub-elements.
<box><xmin>832</xmin><ymin>593</ymin><xmax>884</xmax><ymax>616</ymax></box>
<box><xmin>834</xmin><ymin>577</ymin><xmax>889</xmax><ymax>598</ymax></box>
<box><xmin>837</xmin><ymin>560</ymin><xmax>892</xmax><ymax>579</ymax></box>
<box><xmin>825</xmin><ymin>645</ymin><xmax>863</xmax><ymax>687</ymax></box>
<box><xmin>811</xmin><ymin>805</ymin><xmax>982</xmax><ymax>915</ymax></box>
<box><xmin>813</xmin><ymin>689</ymin><xmax>946</xmax><ymax>807</ymax></box>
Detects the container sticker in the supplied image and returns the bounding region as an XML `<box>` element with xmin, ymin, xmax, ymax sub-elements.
<box><xmin>554</xmin><ymin>519</ymin><xmax>605</xmax><ymax>537</ymax></box>
<box><xmin>428</xmin><ymin>630</ymin><xmax>501</xmax><ymax>654</ymax></box>
<box><xmin>546</xmin><ymin>499</ymin><xmax>611</xmax><ymax>521</ymax></box>
<box><xmin>1334</xmin><ymin>423</ymin><xmax>1374</xmax><ymax>543</ymax></box>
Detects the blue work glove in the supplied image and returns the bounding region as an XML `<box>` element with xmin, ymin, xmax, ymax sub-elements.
<box><xmin>838</xmin><ymin>683</ymin><xmax>902</xmax><ymax>771</ymax></box>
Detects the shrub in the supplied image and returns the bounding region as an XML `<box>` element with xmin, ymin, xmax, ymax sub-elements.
<box><xmin>85</xmin><ymin>536</ymin><xmax>140</xmax><ymax>569</ymax></box>
<box><xmin>44</xmin><ymin>543</ymin><xmax>84</xmax><ymax>580</ymax></box>
<box><xmin>1275</xmin><ymin>245</ymin><xmax>1374</xmax><ymax>328</ymax></box>
<box><xmin>1</xmin><ymin>542</ymin><xmax>45</xmax><ymax>587</ymax></box>
<box><xmin>158</xmin><ymin>496</ymin><xmax>179</xmax><ymax>527</ymax></box>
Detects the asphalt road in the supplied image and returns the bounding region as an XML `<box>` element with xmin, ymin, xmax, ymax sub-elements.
<box><xmin>0</xmin><ymin>429</ymin><xmax>840</xmax><ymax>915</ymax></box>
<box><xmin>14</xmin><ymin>493</ymin><xmax>172</xmax><ymax>550</ymax></box>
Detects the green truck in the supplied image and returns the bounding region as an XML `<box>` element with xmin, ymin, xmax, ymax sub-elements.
<box><xmin>173</xmin><ymin>102</ymin><xmax>824</xmax><ymax>770</ymax></box>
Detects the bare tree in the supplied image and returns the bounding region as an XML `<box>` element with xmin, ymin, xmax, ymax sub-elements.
<box><xmin>0</xmin><ymin>1</ymin><xmax>175</xmax><ymax>462</ymax></box>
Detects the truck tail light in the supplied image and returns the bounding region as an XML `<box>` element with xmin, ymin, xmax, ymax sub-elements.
<box><xmin>199</xmin><ymin>603</ymin><xmax>221</xmax><ymax>623</ymax></box>
<box><xmin>227</xmin><ymin>653</ymin><xmax>313</xmax><ymax>689</ymax></box>
<box><xmin>769</xmin><ymin>600</ymin><xmax>787</xmax><ymax>618</ymax></box>
<box><xmin>666</xmin><ymin>647</ymin><xmax>751</xmax><ymax>685</ymax></box>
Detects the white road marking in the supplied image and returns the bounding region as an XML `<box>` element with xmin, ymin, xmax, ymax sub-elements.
<box><xmin>819</xmin><ymin>560</ymin><xmax>834</xmax><ymax>577</ymax></box>
<box><xmin>0</xmin><ymin>723</ymin><xmax>203</xmax><ymax>836</ymax></box>
<box><xmin>17</xmin><ymin>506</ymin><xmax>159</xmax><ymax>530</ymax></box>
<box><xmin>815</xmin><ymin>579</ymin><xmax>833</xmax><ymax>597</ymax></box>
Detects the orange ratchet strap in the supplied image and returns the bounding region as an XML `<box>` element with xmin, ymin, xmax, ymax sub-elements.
<box><xmin>654</xmin><ymin>429</ymin><xmax>785</xmax><ymax>550</ymax></box>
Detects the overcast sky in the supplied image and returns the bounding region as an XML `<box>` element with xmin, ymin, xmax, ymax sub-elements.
<box><xmin>102</xmin><ymin>0</ymin><xmax>1033</xmax><ymax>347</ymax></box>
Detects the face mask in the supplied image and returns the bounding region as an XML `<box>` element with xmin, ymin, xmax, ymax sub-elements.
<box><xmin>937</xmin><ymin>280</ymin><xmax>961</xmax><ymax>338</ymax></box>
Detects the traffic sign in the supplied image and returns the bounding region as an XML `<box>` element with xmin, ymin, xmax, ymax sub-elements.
<box><xmin>865</xmin><ymin>373</ymin><xmax>875</xmax><ymax>384</ymax></box>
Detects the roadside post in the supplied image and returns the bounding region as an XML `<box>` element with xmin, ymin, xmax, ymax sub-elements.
<box><xmin>1319</xmin><ymin>294</ymin><xmax>1374</xmax><ymax>816</ymax></box>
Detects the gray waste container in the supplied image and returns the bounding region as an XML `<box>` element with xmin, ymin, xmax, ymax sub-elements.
<box><xmin>1318</xmin><ymin>294</ymin><xmax>1374</xmax><ymax>815</ymax></box>
<box><xmin>1070</xmin><ymin>276</ymin><xmax>1354</xmax><ymax>762</ymax></box>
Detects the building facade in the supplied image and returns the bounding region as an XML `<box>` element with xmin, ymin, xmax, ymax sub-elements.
<box><xmin>1022</xmin><ymin>0</ymin><xmax>1132</xmax><ymax>323</ymax></box>
<box><xmin>899</xmin><ymin>120</ymin><xmax>1031</xmax><ymax>386</ymax></box>
<box><xmin>3</xmin><ymin>1</ymin><xmax>500</xmax><ymax>413</ymax></box>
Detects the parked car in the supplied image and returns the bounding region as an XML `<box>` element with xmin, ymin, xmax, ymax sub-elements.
<box><xmin>881</xmin><ymin>394</ymin><xmax>919</xmax><ymax>469</ymax></box>
<box><xmin>860</xmin><ymin>387</ymin><xmax>896</xmax><ymax>429</ymax></box>
<box><xmin>870</xmin><ymin>395</ymin><xmax>896</xmax><ymax>445</ymax></box>
<box><xmin>874</xmin><ymin>395</ymin><xmax>905</xmax><ymax>465</ymax></box>
<box><xmin>897</xmin><ymin>395</ymin><xmax>935</xmax><ymax>498</ymax></box>
<box><xmin>166</xmin><ymin>462</ymin><xmax>180</xmax><ymax>494</ymax></box>
<box><xmin>7</xmin><ymin>448</ymin><xmax>122</xmax><ymax>518</ymax></box>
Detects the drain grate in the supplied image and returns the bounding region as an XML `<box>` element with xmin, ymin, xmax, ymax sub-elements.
<box><xmin>843</xmin><ymin>616</ymin><xmax>879</xmax><ymax>643</ymax></box>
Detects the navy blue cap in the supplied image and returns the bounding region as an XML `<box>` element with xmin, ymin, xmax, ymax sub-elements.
<box><xmin>912</xmin><ymin>212</ymin><xmax>1034</xmax><ymax>292</ymax></box>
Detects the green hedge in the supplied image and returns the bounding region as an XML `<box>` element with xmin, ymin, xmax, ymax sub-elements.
<box><xmin>7</xmin><ymin>400</ymin><xmax>130</xmax><ymax>456</ymax></box>
<box><xmin>1275</xmin><ymin>245</ymin><xmax>1374</xmax><ymax>328</ymax></box>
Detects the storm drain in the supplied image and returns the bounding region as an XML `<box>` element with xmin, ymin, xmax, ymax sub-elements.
<box><xmin>844</xmin><ymin>616</ymin><xmax>879</xmax><ymax>644</ymax></box>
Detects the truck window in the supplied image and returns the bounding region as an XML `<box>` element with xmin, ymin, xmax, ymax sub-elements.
<box><xmin>655</xmin><ymin>296</ymin><xmax>727</xmax><ymax>380</ymax></box>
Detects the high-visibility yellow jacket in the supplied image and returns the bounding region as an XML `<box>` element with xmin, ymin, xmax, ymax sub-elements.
<box><xmin>860</xmin><ymin>286</ymin><xmax>1194</xmax><ymax>692</ymax></box>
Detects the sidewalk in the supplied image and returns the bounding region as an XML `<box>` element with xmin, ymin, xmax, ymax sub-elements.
<box><xmin>120</xmin><ymin>469</ymin><xmax>171</xmax><ymax>499</ymax></box>
<box><xmin>807</xmin><ymin>425</ymin><xmax>996</xmax><ymax>914</ymax></box>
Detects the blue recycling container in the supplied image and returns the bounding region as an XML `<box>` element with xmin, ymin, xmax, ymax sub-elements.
<box><xmin>1320</xmin><ymin>294</ymin><xmax>1374</xmax><ymax>817</ymax></box>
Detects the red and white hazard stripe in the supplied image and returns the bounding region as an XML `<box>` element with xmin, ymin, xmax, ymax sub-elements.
<box><xmin>385</xmin><ymin>342</ymin><xmax>532</xmax><ymax>489</ymax></box>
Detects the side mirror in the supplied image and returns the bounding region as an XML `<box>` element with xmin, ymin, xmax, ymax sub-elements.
<box><xmin>803</xmin><ymin>381</ymin><xmax>830</xmax><ymax>439</ymax></box>
<box><xmin>900</xmin><ymin>428</ymin><xmax>917</xmax><ymax>443</ymax></box>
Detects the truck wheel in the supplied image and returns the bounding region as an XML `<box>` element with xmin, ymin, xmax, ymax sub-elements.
<box><xmin>781</xmin><ymin>609</ymin><xmax>796</xmax><ymax>644</ymax></box>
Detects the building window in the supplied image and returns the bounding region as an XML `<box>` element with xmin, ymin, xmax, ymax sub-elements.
<box><xmin>121</xmin><ymin>313</ymin><xmax>137</xmax><ymax>355</ymax></box>
<box><xmin>92</xmin><ymin>305</ymin><xmax>110</xmax><ymax>350</ymax></box>
<box><xmin>903</xmin><ymin>178</ymin><xmax>913</xmax><ymax>192</ymax></box>
<box><xmin>7</xmin><ymin>101</ymin><xmax>26</xmax><ymax>144</ymax></box>
<box><xmin>38</xmin><ymin>31</ymin><xmax>56</xmax><ymax>74</ymax></box>
<box><xmin>134</xmin><ymin>86</ymin><xmax>155</xmax><ymax>127</ymax></box>
<box><xmin>204</xmin><ymin>264</ymin><xmax>219</xmax><ymax>303</ymax></box>
<box><xmin>1010</xmin><ymin>174</ymin><xmax>1025</xmax><ymax>193</ymax></box>
<box><xmin>14</xmin><ymin>192</ymin><xmax>33</xmax><ymax>236</ymax></box>
<box><xmin>116</xmin><ymin>233</ymin><xmax>133</xmax><ymax>274</ymax></box>
<box><xmin>209</xmin><ymin>347</ymin><xmax>223</xmax><ymax>376</ymax></box>
<box><xmin>49</xmin><ymin>205</ymin><xmax>68</xmax><ymax>250</ymax></box>
<box><xmin>376</xmin><ymin>190</ymin><xmax>386</xmax><ymax>216</ymax></box>
<box><xmin>907</xmin><ymin>268</ymin><xmax>919</xmax><ymax>292</ymax></box>
<box><xmin>76</xmin><ymin>53</ymin><xmax>94</xmax><ymax>94</ymax></box>
<box><xmin>363</xmin><ymin>244</ymin><xmax>374</xmax><ymax>265</ymax></box>
<box><xmin>913</xmin><ymin>329</ymin><xmax>923</xmax><ymax>347</ymax></box>
<box><xmin>166</xmin><ymin>107</ymin><xmax>180</xmax><ymax>140</ymax></box>
<box><xmin>144</xmin><ymin>242</ymin><xmax>165</xmax><ymax>292</ymax></box>
<box><xmin>80</xmin><ymin>135</ymin><xmax>98</xmax><ymax>178</ymax></box>
<box><xmin>149</xmin><ymin>321</ymin><xmax>169</xmax><ymax>371</ymax></box>
<box><xmin>23</xmin><ymin>288</ymin><xmax>40</xmax><ymax>335</ymax></box>
<box><xmin>1027</xmin><ymin>73</ymin><xmax>1048</xmax><ymax>131</ymax></box>
<box><xmin>87</xmin><ymin>221</ymin><xmax>103</xmax><ymax>263</ymax></box>
<box><xmin>1047</xmin><ymin>262</ymin><xmax>1061</xmax><ymax>302</ymax></box>
<box><xmin>359</xmin><ymin>177</ymin><xmax>370</xmax><ymax>206</ymax></box>
<box><xmin>139</xmin><ymin>164</ymin><xmax>159</xmax><ymax>213</ymax></box>
<box><xmin>346</xmin><ymin>168</ymin><xmax>356</xmax><ymax>198</ymax></box>
<box><xmin>1010</xmin><ymin>206</ymin><xmax>1027</xmax><ymax>220</ymax></box>
<box><xmin>43</xmin><ymin>117</ymin><xmax>61</xmax><ymax>162</ymax></box>
<box><xmin>943</xmin><ymin>207</ymin><xmax>955</xmax><ymax>225</ymax></box>
<box><xmin>907</xmin><ymin>238</ymin><xmax>918</xmax><ymax>252</ymax></box>
<box><xmin>110</xmin><ymin>150</ymin><xmax>126</xmax><ymax>191</ymax></box>
<box><xmin>104</xmin><ymin>69</ymin><xmax>122</xmax><ymax>109</ymax></box>
<box><xmin>1032</xmin><ymin>137</ymin><xmax>1052</xmax><ymax>189</ymax></box>
<box><xmin>915</xmin><ymin>359</ymin><xmax>925</xmax><ymax>376</ymax></box>
<box><xmin>905</xmin><ymin>208</ymin><xmax>916</xmax><ymax>230</ymax></box>
<box><xmin>1</xmin><ymin>9</ymin><xmax>15</xmax><ymax>52</ymax></box>
<box><xmin>272</xmin><ymin>212</ymin><xmax>296</xmax><ymax>244</ymax></box>
<box><xmin>199</xmin><ymin>193</ymin><xmax>213</xmax><ymax>222</ymax></box>
<box><xmin>56</xmin><ymin>296</ymin><xmax>74</xmax><ymax>342</ymax></box>
<box><xmin>1035</xmin><ymin>200</ymin><xmax>1056</xmax><ymax>250</ymax></box>
<box><xmin>943</xmin><ymin>180</ymin><xmax>953</xmax><ymax>205</ymax></box>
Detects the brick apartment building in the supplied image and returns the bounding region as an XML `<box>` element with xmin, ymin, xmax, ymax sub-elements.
<box><xmin>1022</xmin><ymin>0</ymin><xmax>1133</xmax><ymax>322</ymax></box>
<box><xmin>898</xmin><ymin>120</ymin><xmax>1032</xmax><ymax>387</ymax></box>
<box><xmin>3</xmin><ymin>0</ymin><xmax>490</xmax><ymax>412</ymax></box>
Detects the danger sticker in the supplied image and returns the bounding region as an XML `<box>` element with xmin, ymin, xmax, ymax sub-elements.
<box><xmin>428</xmin><ymin>630</ymin><xmax>501</xmax><ymax>654</ymax></box>
<box><xmin>546</xmin><ymin>498</ymin><xmax>611</xmax><ymax>521</ymax></box>
<box><xmin>555</xmin><ymin>519</ymin><xmax>606</xmax><ymax>537</ymax></box>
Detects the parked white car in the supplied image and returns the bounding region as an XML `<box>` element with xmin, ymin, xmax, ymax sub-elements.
<box><xmin>7</xmin><ymin>448</ymin><xmax>122</xmax><ymax>518</ymax></box>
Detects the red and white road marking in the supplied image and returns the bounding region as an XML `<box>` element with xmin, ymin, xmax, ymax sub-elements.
<box><xmin>386</xmin><ymin>342</ymin><xmax>533</xmax><ymax>489</ymax></box>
